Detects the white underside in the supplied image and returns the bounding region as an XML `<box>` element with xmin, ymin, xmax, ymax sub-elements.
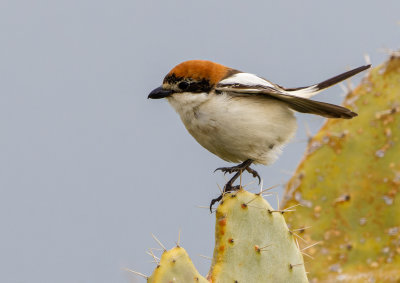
<box><xmin>167</xmin><ymin>91</ymin><xmax>297</xmax><ymax>165</ymax></box>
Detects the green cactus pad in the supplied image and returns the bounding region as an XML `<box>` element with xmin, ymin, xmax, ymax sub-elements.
<box><xmin>147</xmin><ymin>246</ymin><xmax>208</xmax><ymax>283</ymax></box>
<box><xmin>208</xmin><ymin>189</ymin><xmax>308</xmax><ymax>283</ymax></box>
<box><xmin>283</xmin><ymin>55</ymin><xmax>400</xmax><ymax>282</ymax></box>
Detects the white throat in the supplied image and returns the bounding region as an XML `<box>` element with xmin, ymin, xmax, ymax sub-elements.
<box><xmin>167</xmin><ymin>92</ymin><xmax>209</xmax><ymax>117</ymax></box>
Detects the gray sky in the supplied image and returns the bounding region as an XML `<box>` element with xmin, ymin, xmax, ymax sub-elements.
<box><xmin>1</xmin><ymin>1</ymin><xmax>399</xmax><ymax>282</ymax></box>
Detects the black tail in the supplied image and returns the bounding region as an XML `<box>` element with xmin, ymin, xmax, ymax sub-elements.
<box><xmin>313</xmin><ymin>64</ymin><xmax>371</xmax><ymax>91</ymax></box>
<box><xmin>284</xmin><ymin>64</ymin><xmax>371</xmax><ymax>96</ymax></box>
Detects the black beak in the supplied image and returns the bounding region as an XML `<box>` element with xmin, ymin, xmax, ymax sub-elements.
<box><xmin>148</xmin><ymin>86</ymin><xmax>173</xmax><ymax>99</ymax></box>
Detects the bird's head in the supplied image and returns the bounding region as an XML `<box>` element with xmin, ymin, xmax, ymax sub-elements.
<box><xmin>148</xmin><ymin>60</ymin><xmax>237</xmax><ymax>99</ymax></box>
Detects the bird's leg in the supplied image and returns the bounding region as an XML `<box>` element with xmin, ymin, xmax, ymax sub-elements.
<box><xmin>210</xmin><ymin>159</ymin><xmax>259</xmax><ymax>212</ymax></box>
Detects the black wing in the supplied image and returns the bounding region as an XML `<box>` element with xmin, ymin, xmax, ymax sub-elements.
<box><xmin>215</xmin><ymin>83</ymin><xmax>357</xmax><ymax>119</ymax></box>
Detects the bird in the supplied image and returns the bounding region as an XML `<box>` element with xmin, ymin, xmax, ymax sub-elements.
<box><xmin>148</xmin><ymin>60</ymin><xmax>370</xmax><ymax>210</ymax></box>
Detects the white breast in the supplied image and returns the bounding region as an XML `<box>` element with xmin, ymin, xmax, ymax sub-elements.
<box><xmin>167</xmin><ymin>91</ymin><xmax>297</xmax><ymax>165</ymax></box>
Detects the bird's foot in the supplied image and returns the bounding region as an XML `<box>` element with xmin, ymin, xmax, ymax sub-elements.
<box><xmin>214</xmin><ymin>162</ymin><xmax>249</xmax><ymax>175</ymax></box>
<box><xmin>214</xmin><ymin>159</ymin><xmax>261</xmax><ymax>184</ymax></box>
<box><xmin>209</xmin><ymin>183</ymin><xmax>241</xmax><ymax>212</ymax></box>
<box><xmin>210</xmin><ymin>159</ymin><xmax>262</xmax><ymax>212</ymax></box>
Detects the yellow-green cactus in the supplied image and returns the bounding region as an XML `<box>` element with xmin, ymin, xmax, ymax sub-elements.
<box><xmin>208</xmin><ymin>189</ymin><xmax>308</xmax><ymax>283</ymax></box>
<box><xmin>147</xmin><ymin>246</ymin><xmax>208</xmax><ymax>283</ymax></box>
<box><xmin>144</xmin><ymin>190</ymin><xmax>308</xmax><ymax>282</ymax></box>
<box><xmin>283</xmin><ymin>55</ymin><xmax>400</xmax><ymax>282</ymax></box>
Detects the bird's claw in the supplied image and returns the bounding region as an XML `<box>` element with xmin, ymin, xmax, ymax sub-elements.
<box><xmin>219</xmin><ymin>169</ymin><xmax>231</xmax><ymax>175</ymax></box>
<box><xmin>214</xmin><ymin>167</ymin><xmax>230</xmax><ymax>174</ymax></box>
<box><xmin>211</xmin><ymin>159</ymin><xmax>258</xmax><ymax>212</ymax></box>
<box><xmin>246</xmin><ymin>167</ymin><xmax>261</xmax><ymax>184</ymax></box>
<box><xmin>209</xmin><ymin>184</ymin><xmax>241</xmax><ymax>212</ymax></box>
<box><xmin>214</xmin><ymin>164</ymin><xmax>261</xmax><ymax>184</ymax></box>
<box><xmin>209</xmin><ymin>195</ymin><xmax>222</xmax><ymax>212</ymax></box>
<box><xmin>214</xmin><ymin>165</ymin><xmax>245</xmax><ymax>175</ymax></box>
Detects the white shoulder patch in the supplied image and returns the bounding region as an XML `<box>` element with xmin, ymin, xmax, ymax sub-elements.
<box><xmin>218</xmin><ymin>73</ymin><xmax>275</xmax><ymax>88</ymax></box>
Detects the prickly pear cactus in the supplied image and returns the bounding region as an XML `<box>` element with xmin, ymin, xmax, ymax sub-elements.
<box><xmin>148</xmin><ymin>246</ymin><xmax>208</xmax><ymax>283</ymax></box>
<box><xmin>144</xmin><ymin>189</ymin><xmax>308</xmax><ymax>282</ymax></box>
<box><xmin>208</xmin><ymin>189</ymin><xmax>308</xmax><ymax>283</ymax></box>
<box><xmin>283</xmin><ymin>55</ymin><xmax>400</xmax><ymax>282</ymax></box>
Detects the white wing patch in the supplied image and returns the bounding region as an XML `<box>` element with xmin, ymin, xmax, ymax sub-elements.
<box><xmin>283</xmin><ymin>85</ymin><xmax>320</xmax><ymax>98</ymax></box>
<box><xmin>218</xmin><ymin>65</ymin><xmax>370</xmax><ymax>99</ymax></box>
<box><xmin>218</xmin><ymin>73</ymin><xmax>276</xmax><ymax>88</ymax></box>
<box><xmin>218</xmin><ymin>72</ymin><xmax>322</xmax><ymax>98</ymax></box>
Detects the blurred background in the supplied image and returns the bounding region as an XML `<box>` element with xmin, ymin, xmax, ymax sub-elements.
<box><xmin>1</xmin><ymin>1</ymin><xmax>399</xmax><ymax>282</ymax></box>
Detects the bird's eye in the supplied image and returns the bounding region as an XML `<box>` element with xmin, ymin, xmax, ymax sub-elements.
<box><xmin>178</xmin><ymin>81</ymin><xmax>189</xmax><ymax>91</ymax></box>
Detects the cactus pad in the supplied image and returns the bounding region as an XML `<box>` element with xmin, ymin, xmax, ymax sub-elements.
<box><xmin>283</xmin><ymin>55</ymin><xmax>400</xmax><ymax>282</ymax></box>
<box><xmin>147</xmin><ymin>246</ymin><xmax>208</xmax><ymax>283</ymax></box>
<box><xmin>208</xmin><ymin>189</ymin><xmax>308</xmax><ymax>283</ymax></box>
